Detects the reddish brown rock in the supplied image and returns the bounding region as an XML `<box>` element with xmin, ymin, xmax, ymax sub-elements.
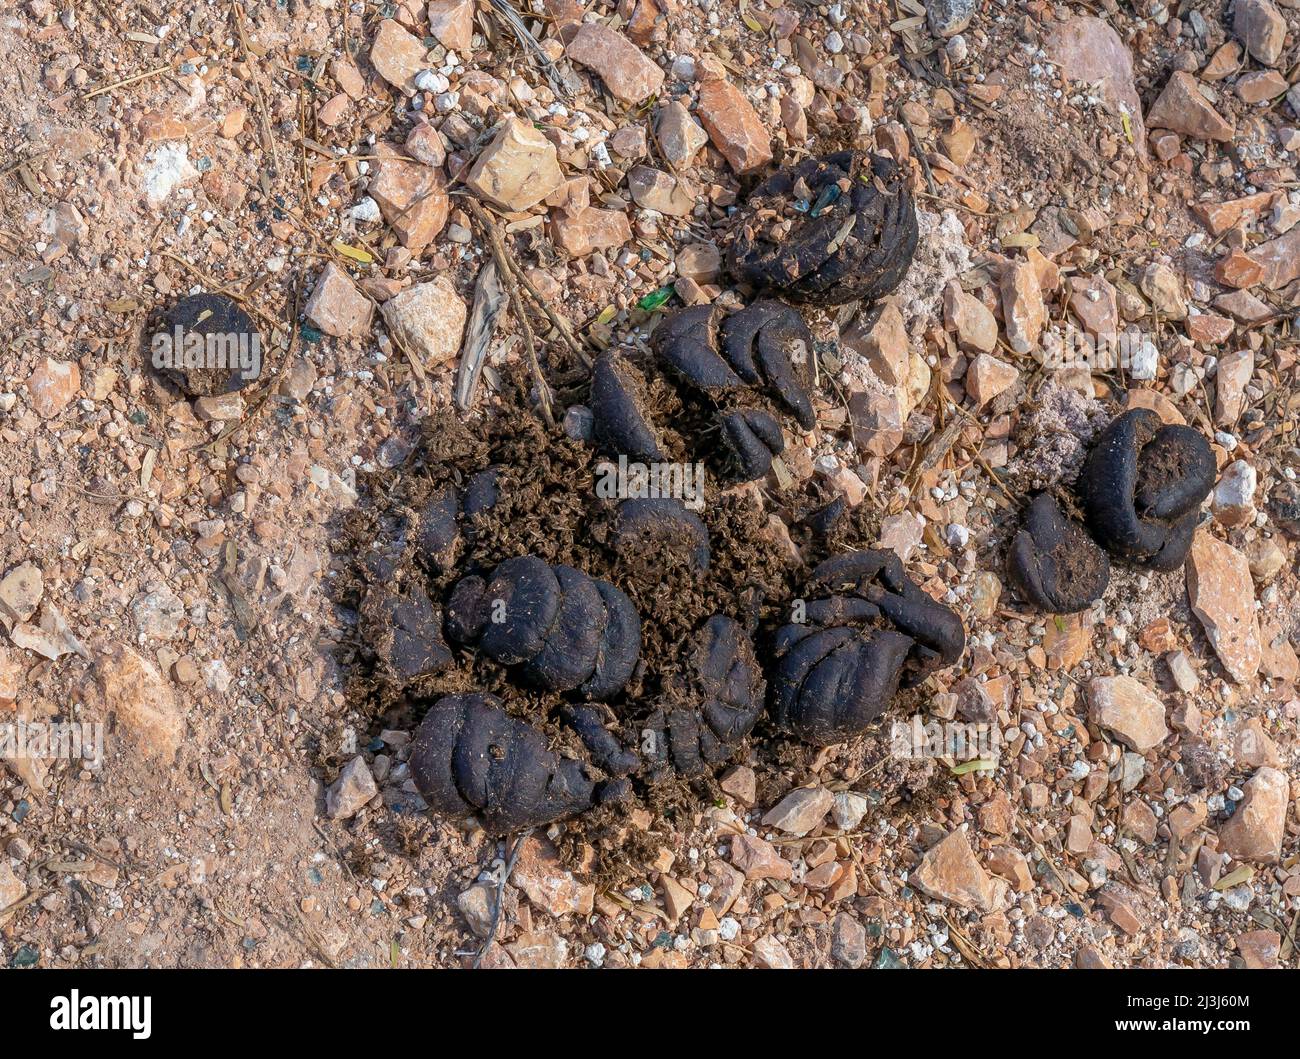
<box><xmin>1259</xmin><ymin>621</ymin><xmax>1299</xmax><ymax>683</ymax></box>
<box><xmin>1165</xmin><ymin>655</ymin><xmax>1199</xmax><ymax>698</ymax></box>
<box><xmin>1236</xmin><ymin>70</ymin><xmax>1289</xmax><ymax>103</ymax></box>
<box><xmin>804</xmin><ymin>860</ymin><xmax>845</xmax><ymax>890</ymax></box>
<box><xmin>751</xmin><ymin>936</ymin><xmax>795</xmax><ymax>969</ymax></box>
<box><xmin>844</xmin><ymin>302</ymin><xmax>910</xmax><ymax>387</ymax></box>
<box><xmin>1123</xmin><ymin>799</ymin><xmax>1158</xmax><ymax>844</ymax></box>
<box><xmin>25</xmin><ymin>358</ymin><xmax>80</xmax><ymax>418</ymax></box>
<box><xmin>1068</xmin><ymin>274</ymin><xmax>1119</xmax><ymax>337</ymax></box>
<box><xmin>333</xmin><ymin>57</ymin><xmax>366</xmax><ymax>99</ymax></box>
<box><xmin>1138</xmin><ymin>616</ymin><xmax>1180</xmax><ymax>654</ymax></box>
<box><xmin>730</xmin><ymin>833</ymin><xmax>793</xmax><ymax>881</ymax></box>
<box><xmin>1274</xmin><ymin>200</ymin><xmax>1300</xmax><ymax>234</ymax></box>
<box><xmin>761</xmin><ymin>787</ymin><xmax>833</xmax><ymax>837</ymax></box>
<box><xmin>966</xmin><ymin>353</ymin><xmax>1019</xmax><ymax>407</ymax></box>
<box><xmin>0</xmin><ymin>860</ymin><xmax>25</xmax><ymax>909</ymax></box>
<box><xmin>675</xmin><ymin>242</ymin><xmax>722</xmax><ymax>283</ymax></box>
<box><xmin>0</xmin><ymin>563</ymin><xmax>43</xmax><ymax>633</ymax></box>
<box><xmin>317</xmin><ymin>92</ymin><xmax>351</xmax><ymax>127</ymax></box>
<box><xmin>544</xmin><ymin>176</ymin><xmax>590</xmax><ymax>216</ymax></box>
<box><xmin>405</xmin><ymin>123</ymin><xmax>447</xmax><ymax>168</ymax></box>
<box><xmin>512</xmin><ymin>835</ymin><xmax>595</xmax><ymax>917</ymax></box>
<box><xmin>1168</xmin><ymin>799</ymin><xmax>1207</xmax><ymax>840</ymax></box>
<box><xmin>1146</xmin><ymin>71</ymin><xmax>1234</xmax><ymax>142</ymax></box>
<box><xmin>427</xmin><ymin>0</ymin><xmax>475</xmax><ymax>54</ymax></box>
<box><xmin>618</xmin><ymin>0</ymin><xmax>673</xmax><ymax>45</ymax></box>
<box><xmin>659</xmin><ymin>875</ymin><xmax>694</xmax><ymax>924</ymax></box>
<box><xmin>1186</xmin><ymin>531</ymin><xmax>1261</xmax><ymax>683</ymax></box>
<box><xmin>1234</xmin><ymin>717</ymin><xmax>1281</xmax><ymax>769</ymax></box>
<box><xmin>1245</xmin><ymin>226</ymin><xmax>1300</xmax><ymax>290</ymax></box>
<box><xmin>540</xmin><ymin>0</ymin><xmax>585</xmax><ymax>26</ymax></box>
<box><xmin>380</xmin><ymin>275</ymin><xmax>467</xmax><ymax>366</ymax></box>
<box><xmin>912</xmin><ymin>829</ymin><xmax>1006</xmax><ymax>912</ymax></box>
<box><xmin>96</xmin><ymin>645</ymin><xmax>184</xmax><ymax>761</ymax></box>
<box><xmin>1215</xmin><ymin>249</ymin><xmax>1266</xmax><ymax>288</ymax></box>
<box><xmin>1000</xmin><ymin>261</ymin><xmax>1044</xmax><ymax>353</ymax></box>
<box><xmin>1139</xmin><ymin>261</ymin><xmax>1189</xmax><ymax>319</ymax></box>
<box><xmin>1065</xmin><ymin>814</ymin><xmax>1093</xmax><ymax>854</ymax></box>
<box><xmin>193</xmin><ymin>393</ymin><xmax>245</xmax><ymax>423</ymax></box>
<box><xmin>370</xmin><ymin>19</ymin><xmax>428</xmax><ymax>93</ymax></box>
<box><xmin>305</xmin><ymin>262</ymin><xmax>374</xmax><ymax>338</ymax></box>
<box><xmin>1192</xmin><ymin>192</ymin><xmax>1276</xmax><ymax>236</ymax></box>
<box><xmin>565</xmin><ymin>23</ymin><xmax>664</xmax><ymax>105</ymax></box>
<box><xmin>608</xmin><ymin>125</ymin><xmax>647</xmax><ymax>160</ymax></box>
<box><xmin>1245</xmin><ymin>538</ymin><xmax>1286</xmax><ymax>584</ymax></box>
<box><xmin>369</xmin><ymin>144</ymin><xmax>448</xmax><ymax>251</ymax></box>
<box><xmin>638</xmin><ymin>947</ymin><xmax>686</xmax><ymax>969</ymax></box>
<box><xmin>655</xmin><ymin>100</ymin><xmax>709</xmax><ymax>168</ymax></box>
<box><xmin>718</xmin><ymin>764</ymin><xmax>756</xmax><ymax>805</ymax></box>
<box><xmin>1185</xmin><ymin>312</ymin><xmax>1235</xmax><ymax>345</ymax></box>
<box><xmin>939</xmin><ymin>118</ymin><xmax>977</xmax><ymax>166</ymax></box>
<box><xmin>550</xmin><ymin>206</ymin><xmax>632</xmax><ymax>256</ymax></box>
<box><xmin>848</xmin><ymin>387</ymin><xmax>905</xmax><ymax>457</ymax></box>
<box><xmin>876</xmin><ymin>122</ymin><xmax>910</xmax><ymax>161</ymax></box>
<box><xmin>1214</xmin><ymin>348</ymin><xmax>1253</xmax><ymax>426</ymax></box>
<box><xmin>696</xmin><ymin>73</ymin><xmax>773</xmax><ymax>174</ymax></box>
<box><xmin>1213</xmin><ymin>289</ymin><xmax>1273</xmax><ymax>324</ymax></box>
<box><xmin>706</xmin><ymin>859</ymin><xmax>745</xmax><ymax>916</ymax></box>
<box><xmin>1202</xmin><ymin>42</ymin><xmax>1242</xmax><ymax>82</ymax></box>
<box><xmin>0</xmin><ymin>646</ymin><xmax>20</xmax><ymax>708</ymax></box>
<box><xmin>201</xmin><ymin>169</ymin><xmax>248</xmax><ymax>213</ymax></box>
<box><xmin>1126</xmin><ymin>389</ymin><xmax>1184</xmax><ymax>428</ymax></box>
<box><xmin>1150</xmin><ymin>129</ymin><xmax>1181</xmax><ymax>160</ymax></box>
<box><xmin>464</xmin><ymin>116</ymin><xmax>564</xmax><ymax>212</ymax></box>
<box><xmin>673</xmin><ymin>277</ymin><xmax>706</xmax><ymax>305</ymax></box>
<box><xmin>1097</xmin><ymin>882</ymin><xmax>1145</xmax><ymax>935</ymax></box>
<box><xmin>1236</xmin><ymin>930</ymin><xmax>1280</xmax><ymax>969</ymax></box>
<box><xmin>943</xmin><ymin>281</ymin><xmax>998</xmax><ymax>353</ymax></box>
<box><xmin>1088</xmin><ymin>675</ymin><xmax>1169</xmax><ymax>753</ymax></box>
<box><xmin>985</xmin><ymin>845</ymin><xmax>1033</xmax><ymax>891</ymax></box>
<box><xmin>627</xmin><ymin>165</ymin><xmax>694</xmax><ymax>216</ymax></box>
<box><xmin>1218</xmin><ymin>766</ymin><xmax>1288</xmax><ymax>863</ymax></box>
<box><xmin>507</xmin><ymin>932</ymin><xmax>568</xmax><ymax>968</ymax></box>
<box><xmin>1234</xmin><ymin>0</ymin><xmax>1287</xmax><ymax>67</ymax></box>
<box><xmin>1026</xmin><ymin>247</ymin><xmax>1060</xmax><ymax>292</ymax></box>
<box><xmin>326</xmin><ymin>757</ymin><xmax>377</xmax><ymax>820</ymax></box>
<box><xmin>878</xmin><ymin>512</ymin><xmax>925</xmax><ymax>561</ymax></box>
<box><xmin>781</xmin><ymin>94</ymin><xmax>808</xmax><ymax>143</ymax></box>
<box><xmin>1044</xmin><ymin>614</ymin><xmax>1090</xmax><ymax>670</ymax></box>
<box><xmin>825</xmin><ymin>464</ymin><xmax>869</xmax><ymax>507</ymax></box>
<box><xmin>138</xmin><ymin>110</ymin><xmax>187</xmax><ymax>142</ymax></box>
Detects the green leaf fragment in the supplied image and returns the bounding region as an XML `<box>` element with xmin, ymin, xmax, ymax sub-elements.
<box><xmin>637</xmin><ymin>286</ymin><xmax>675</xmax><ymax>312</ymax></box>
<box><xmin>950</xmin><ymin>759</ymin><xmax>997</xmax><ymax>775</ymax></box>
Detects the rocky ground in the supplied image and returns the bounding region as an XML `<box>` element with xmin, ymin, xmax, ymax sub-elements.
<box><xmin>1</xmin><ymin>0</ymin><xmax>1298</xmax><ymax>969</ymax></box>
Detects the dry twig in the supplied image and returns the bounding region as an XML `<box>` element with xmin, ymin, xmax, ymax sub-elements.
<box><xmin>473</xmin><ymin>828</ymin><xmax>532</xmax><ymax>969</ymax></box>
<box><xmin>84</xmin><ymin>63</ymin><xmax>172</xmax><ymax>100</ymax></box>
<box><xmin>465</xmin><ymin>200</ymin><xmax>556</xmax><ymax>426</ymax></box>
<box><xmin>230</xmin><ymin>2</ymin><xmax>282</xmax><ymax>175</ymax></box>
<box><xmin>484</xmin><ymin>0</ymin><xmax>570</xmax><ymax>100</ymax></box>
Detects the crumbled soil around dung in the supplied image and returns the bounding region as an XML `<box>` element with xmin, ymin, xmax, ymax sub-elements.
<box><xmin>335</xmin><ymin>391</ymin><xmax>900</xmax><ymax>884</ymax></box>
